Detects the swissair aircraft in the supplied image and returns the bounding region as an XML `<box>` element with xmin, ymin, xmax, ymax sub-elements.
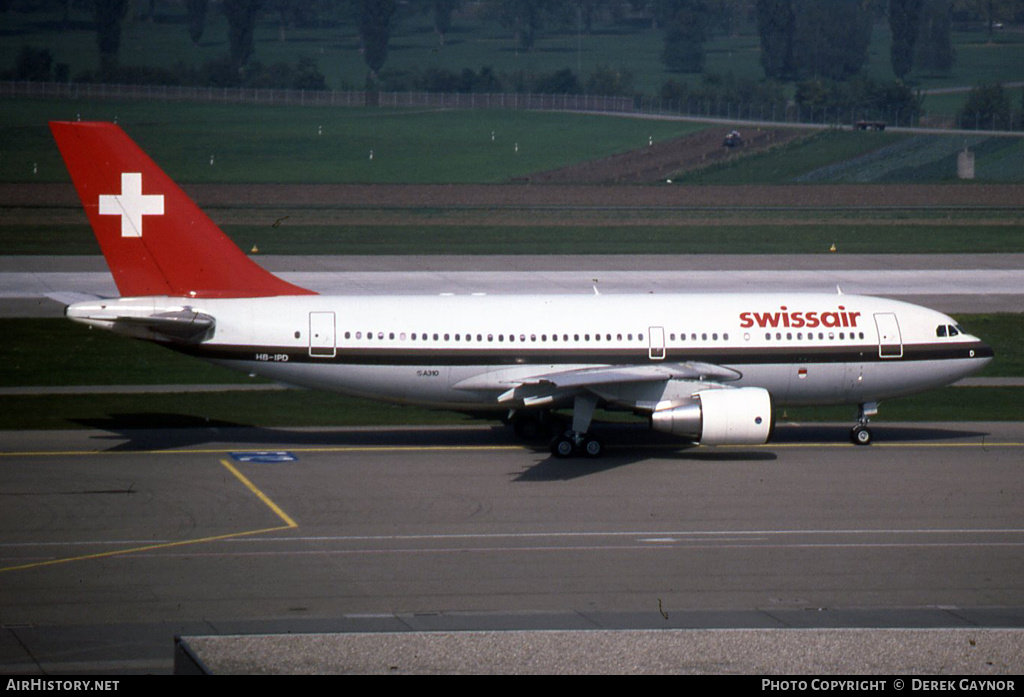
<box><xmin>50</xmin><ymin>121</ymin><xmax>993</xmax><ymax>457</ymax></box>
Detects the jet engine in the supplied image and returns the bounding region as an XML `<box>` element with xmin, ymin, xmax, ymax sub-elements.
<box><xmin>650</xmin><ymin>387</ymin><xmax>772</xmax><ymax>445</ymax></box>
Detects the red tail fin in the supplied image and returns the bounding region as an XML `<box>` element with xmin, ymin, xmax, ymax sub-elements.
<box><xmin>50</xmin><ymin>121</ymin><xmax>314</xmax><ymax>298</ymax></box>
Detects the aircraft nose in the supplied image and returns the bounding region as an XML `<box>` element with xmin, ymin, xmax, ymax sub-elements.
<box><xmin>967</xmin><ymin>340</ymin><xmax>995</xmax><ymax>373</ymax></box>
<box><xmin>973</xmin><ymin>341</ymin><xmax>995</xmax><ymax>361</ymax></box>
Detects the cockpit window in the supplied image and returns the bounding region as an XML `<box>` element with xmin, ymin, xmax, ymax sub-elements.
<box><xmin>936</xmin><ymin>325</ymin><xmax>947</xmax><ymax>337</ymax></box>
<box><xmin>937</xmin><ymin>324</ymin><xmax>961</xmax><ymax>338</ymax></box>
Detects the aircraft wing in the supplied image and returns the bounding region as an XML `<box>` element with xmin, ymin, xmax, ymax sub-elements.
<box><xmin>455</xmin><ymin>362</ymin><xmax>741</xmax><ymax>408</ymax></box>
<box><xmin>514</xmin><ymin>362</ymin><xmax>739</xmax><ymax>390</ymax></box>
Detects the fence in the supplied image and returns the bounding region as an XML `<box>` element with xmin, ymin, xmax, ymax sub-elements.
<box><xmin>2</xmin><ymin>80</ymin><xmax>1019</xmax><ymax>133</ymax></box>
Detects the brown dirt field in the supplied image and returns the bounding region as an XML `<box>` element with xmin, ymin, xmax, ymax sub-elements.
<box><xmin>519</xmin><ymin>127</ymin><xmax>807</xmax><ymax>184</ymax></box>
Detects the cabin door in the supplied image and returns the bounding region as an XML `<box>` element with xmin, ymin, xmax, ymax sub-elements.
<box><xmin>309</xmin><ymin>311</ymin><xmax>336</xmax><ymax>358</ymax></box>
<box><xmin>648</xmin><ymin>326</ymin><xmax>666</xmax><ymax>360</ymax></box>
<box><xmin>874</xmin><ymin>313</ymin><xmax>903</xmax><ymax>359</ymax></box>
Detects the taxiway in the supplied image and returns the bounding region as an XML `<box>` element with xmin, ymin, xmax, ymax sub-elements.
<box><xmin>2</xmin><ymin>422</ymin><xmax>1023</xmax><ymax>673</ymax></box>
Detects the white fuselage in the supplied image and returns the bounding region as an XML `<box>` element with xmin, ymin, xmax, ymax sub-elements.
<box><xmin>68</xmin><ymin>292</ymin><xmax>992</xmax><ymax>413</ymax></box>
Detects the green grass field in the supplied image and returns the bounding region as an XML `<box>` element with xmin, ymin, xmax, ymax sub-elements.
<box><xmin>676</xmin><ymin>129</ymin><xmax>1024</xmax><ymax>184</ymax></box>
<box><xmin>6</xmin><ymin>98</ymin><xmax>1021</xmax><ymax>188</ymax></box>
<box><xmin>0</xmin><ymin>98</ymin><xmax>706</xmax><ymax>184</ymax></box>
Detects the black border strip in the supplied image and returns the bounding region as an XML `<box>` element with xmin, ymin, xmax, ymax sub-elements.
<box><xmin>173</xmin><ymin>341</ymin><xmax>992</xmax><ymax>368</ymax></box>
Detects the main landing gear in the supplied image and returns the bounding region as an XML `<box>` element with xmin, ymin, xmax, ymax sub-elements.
<box><xmin>508</xmin><ymin>398</ymin><xmax>604</xmax><ymax>458</ymax></box>
<box><xmin>850</xmin><ymin>402</ymin><xmax>878</xmax><ymax>446</ymax></box>
<box><xmin>550</xmin><ymin>430</ymin><xmax>604</xmax><ymax>459</ymax></box>
<box><xmin>549</xmin><ymin>393</ymin><xmax>604</xmax><ymax>459</ymax></box>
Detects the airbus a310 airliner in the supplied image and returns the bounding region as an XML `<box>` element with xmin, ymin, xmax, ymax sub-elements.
<box><xmin>50</xmin><ymin>121</ymin><xmax>993</xmax><ymax>457</ymax></box>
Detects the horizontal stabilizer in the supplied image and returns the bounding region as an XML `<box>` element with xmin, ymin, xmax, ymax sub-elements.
<box><xmin>66</xmin><ymin>299</ymin><xmax>215</xmax><ymax>343</ymax></box>
<box><xmin>112</xmin><ymin>309</ymin><xmax>216</xmax><ymax>343</ymax></box>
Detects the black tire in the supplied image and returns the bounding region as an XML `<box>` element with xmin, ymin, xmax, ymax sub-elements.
<box><xmin>851</xmin><ymin>426</ymin><xmax>872</xmax><ymax>446</ymax></box>
<box><xmin>582</xmin><ymin>438</ymin><xmax>604</xmax><ymax>458</ymax></box>
<box><xmin>551</xmin><ymin>436</ymin><xmax>575</xmax><ymax>458</ymax></box>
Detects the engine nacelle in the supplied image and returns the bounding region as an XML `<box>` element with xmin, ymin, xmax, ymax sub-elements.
<box><xmin>650</xmin><ymin>387</ymin><xmax>772</xmax><ymax>445</ymax></box>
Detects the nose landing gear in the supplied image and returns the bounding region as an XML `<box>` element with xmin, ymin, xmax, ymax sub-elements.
<box><xmin>850</xmin><ymin>402</ymin><xmax>877</xmax><ymax>446</ymax></box>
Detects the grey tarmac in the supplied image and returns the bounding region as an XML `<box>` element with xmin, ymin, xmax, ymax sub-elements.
<box><xmin>1</xmin><ymin>422</ymin><xmax>1023</xmax><ymax>674</ymax></box>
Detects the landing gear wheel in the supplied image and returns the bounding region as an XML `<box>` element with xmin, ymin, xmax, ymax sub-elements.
<box><xmin>582</xmin><ymin>437</ymin><xmax>604</xmax><ymax>458</ymax></box>
<box><xmin>551</xmin><ymin>435</ymin><xmax>576</xmax><ymax>459</ymax></box>
<box><xmin>851</xmin><ymin>425</ymin><xmax>872</xmax><ymax>446</ymax></box>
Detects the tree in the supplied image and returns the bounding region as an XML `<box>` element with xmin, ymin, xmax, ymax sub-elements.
<box><xmin>354</xmin><ymin>0</ymin><xmax>397</xmax><ymax>77</ymax></box>
<box><xmin>755</xmin><ymin>0</ymin><xmax>794</xmax><ymax>80</ymax></box>
<box><xmin>953</xmin><ymin>0</ymin><xmax>1024</xmax><ymax>41</ymax></box>
<box><xmin>889</xmin><ymin>0</ymin><xmax>923</xmax><ymax>80</ymax></box>
<box><xmin>959</xmin><ymin>83</ymin><xmax>1011</xmax><ymax>129</ymax></box>
<box><xmin>185</xmin><ymin>0</ymin><xmax>209</xmax><ymax>45</ymax></box>
<box><xmin>532</xmin><ymin>67</ymin><xmax>580</xmax><ymax>93</ymax></box>
<box><xmin>499</xmin><ymin>0</ymin><xmax>549</xmax><ymax>52</ymax></box>
<box><xmin>94</xmin><ymin>0</ymin><xmax>129</xmax><ymax>77</ymax></box>
<box><xmin>14</xmin><ymin>46</ymin><xmax>54</xmax><ymax>81</ymax></box>
<box><xmin>433</xmin><ymin>0</ymin><xmax>459</xmax><ymax>46</ymax></box>
<box><xmin>790</xmin><ymin>0</ymin><xmax>872</xmax><ymax>81</ymax></box>
<box><xmin>584</xmin><ymin>64</ymin><xmax>634</xmax><ymax>96</ymax></box>
<box><xmin>660</xmin><ymin>0</ymin><xmax>708</xmax><ymax>73</ymax></box>
<box><xmin>577</xmin><ymin>0</ymin><xmax>608</xmax><ymax>34</ymax></box>
<box><xmin>223</xmin><ymin>0</ymin><xmax>263</xmax><ymax>70</ymax></box>
<box><xmin>794</xmin><ymin>76</ymin><xmax>923</xmax><ymax>124</ymax></box>
<box><xmin>916</xmin><ymin>0</ymin><xmax>955</xmax><ymax>76</ymax></box>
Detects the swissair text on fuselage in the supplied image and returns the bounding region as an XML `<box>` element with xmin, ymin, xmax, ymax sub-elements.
<box><xmin>739</xmin><ymin>306</ymin><xmax>862</xmax><ymax>330</ymax></box>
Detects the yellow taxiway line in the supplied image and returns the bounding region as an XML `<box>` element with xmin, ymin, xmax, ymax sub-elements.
<box><xmin>0</xmin><ymin>459</ymin><xmax>297</xmax><ymax>573</ymax></box>
<box><xmin>2</xmin><ymin>441</ymin><xmax>1022</xmax><ymax>460</ymax></box>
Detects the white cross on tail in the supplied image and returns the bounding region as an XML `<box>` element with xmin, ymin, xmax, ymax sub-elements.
<box><xmin>98</xmin><ymin>172</ymin><xmax>164</xmax><ymax>238</ymax></box>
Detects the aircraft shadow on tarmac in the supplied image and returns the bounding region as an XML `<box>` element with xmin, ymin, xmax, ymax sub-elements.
<box><xmin>772</xmin><ymin>422</ymin><xmax>990</xmax><ymax>443</ymax></box>
<box><xmin>71</xmin><ymin>412</ymin><xmax>992</xmax><ymax>483</ymax></box>
<box><xmin>72</xmin><ymin>413</ymin><xmax>990</xmax><ymax>454</ymax></box>
<box><xmin>513</xmin><ymin>421</ymin><xmax>994</xmax><ymax>480</ymax></box>
<box><xmin>71</xmin><ymin>413</ymin><xmax>516</xmax><ymax>452</ymax></box>
<box><xmin>514</xmin><ymin>446</ymin><xmax>778</xmax><ymax>481</ymax></box>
